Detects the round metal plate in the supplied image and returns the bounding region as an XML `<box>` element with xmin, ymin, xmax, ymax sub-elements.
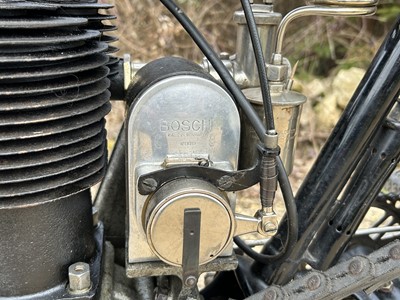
<box><xmin>146</xmin><ymin>179</ymin><xmax>235</xmax><ymax>266</ymax></box>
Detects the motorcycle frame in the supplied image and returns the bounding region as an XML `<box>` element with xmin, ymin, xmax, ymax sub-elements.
<box><xmin>255</xmin><ymin>16</ymin><xmax>400</xmax><ymax>286</ymax></box>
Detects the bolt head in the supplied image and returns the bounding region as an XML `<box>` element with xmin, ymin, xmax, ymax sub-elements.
<box><xmin>68</xmin><ymin>262</ymin><xmax>91</xmax><ymax>294</ymax></box>
<box><xmin>263</xmin><ymin>289</ymin><xmax>277</xmax><ymax>300</ymax></box>
<box><xmin>184</xmin><ymin>276</ymin><xmax>197</xmax><ymax>287</ymax></box>
<box><xmin>142</xmin><ymin>178</ymin><xmax>158</xmax><ymax>193</ymax></box>
<box><xmin>348</xmin><ymin>259</ymin><xmax>363</xmax><ymax>275</ymax></box>
<box><xmin>307</xmin><ymin>274</ymin><xmax>321</xmax><ymax>291</ymax></box>
<box><xmin>264</xmin><ymin>222</ymin><xmax>278</xmax><ymax>235</ymax></box>
<box><xmin>256</xmin><ymin>210</ymin><xmax>278</xmax><ymax>237</ymax></box>
<box><xmin>389</xmin><ymin>245</ymin><xmax>400</xmax><ymax>260</ymax></box>
<box><xmin>379</xmin><ymin>281</ymin><xmax>394</xmax><ymax>293</ymax></box>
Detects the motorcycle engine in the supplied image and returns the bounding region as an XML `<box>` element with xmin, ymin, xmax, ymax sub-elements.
<box><xmin>126</xmin><ymin>57</ymin><xmax>241</xmax><ymax>278</ymax></box>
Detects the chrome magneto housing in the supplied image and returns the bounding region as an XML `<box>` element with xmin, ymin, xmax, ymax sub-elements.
<box><xmin>126</xmin><ymin>57</ymin><xmax>240</xmax><ymax>277</ymax></box>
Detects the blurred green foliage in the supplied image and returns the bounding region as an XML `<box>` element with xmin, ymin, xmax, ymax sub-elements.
<box><xmin>112</xmin><ymin>0</ymin><xmax>399</xmax><ymax>77</ymax></box>
<box><xmin>377</xmin><ymin>3</ymin><xmax>400</xmax><ymax>22</ymax></box>
<box><xmin>287</xmin><ymin>1</ymin><xmax>400</xmax><ymax>77</ymax></box>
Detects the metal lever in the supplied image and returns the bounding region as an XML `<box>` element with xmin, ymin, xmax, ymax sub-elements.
<box><xmin>275</xmin><ymin>2</ymin><xmax>377</xmax><ymax>55</ymax></box>
<box><xmin>306</xmin><ymin>0</ymin><xmax>378</xmax><ymax>6</ymax></box>
<box><xmin>235</xmin><ymin>211</ymin><xmax>278</xmax><ymax>237</ymax></box>
<box><xmin>182</xmin><ymin>208</ymin><xmax>201</xmax><ymax>288</ymax></box>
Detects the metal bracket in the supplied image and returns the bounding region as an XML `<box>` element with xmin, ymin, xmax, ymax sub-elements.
<box><xmin>182</xmin><ymin>208</ymin><xmax>201</xmax><ymax>288</ymax></box>
<box><xmin>234</xmin><ymin>210</ymin><xmax>278</xmax><ymax>237</ymax></box>
<box><xmin>137</xmin><ymin>162</ymin><xmax>260</xmax><ymax>195</ymax></box>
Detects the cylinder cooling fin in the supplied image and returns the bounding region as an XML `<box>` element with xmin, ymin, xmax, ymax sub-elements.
<box><xmin>0</xmin><ymin>0</ymin><xmax>117</xmax><ymax>204</ymax></box>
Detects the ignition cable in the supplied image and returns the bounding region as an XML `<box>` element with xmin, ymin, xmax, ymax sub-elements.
<box><xmin>234</xmin><ymin>0</ymin><xmax>298</xmax><ymax>263</ymax></box>
<box><xmin>240</xmin><ymin>0</ymin><xmax>275</xmax><ymax>131</ymax></box>
<box><xmin>159</xmin><ymin>0</ymin><xmax>298</xmax><ymax>263</ymax></box>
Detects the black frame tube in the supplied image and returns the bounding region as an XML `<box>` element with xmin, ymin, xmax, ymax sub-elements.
<box><xmin>309</xmin><ymin>104</ymin><xmax>400</xmax><ymax>270</ymax></box>
<box><xmin>257</xmin><ymin>17</ymin><xmax>400</xmax><ymax>285</ymax></box>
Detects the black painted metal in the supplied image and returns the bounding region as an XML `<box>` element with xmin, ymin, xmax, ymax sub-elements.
<box><xmin>50</xmin><ymin>1</ymin><xmax>119</xmax><ymax>78</ymax></box>
<box><xmin>308</xmin><ymin>103</ymin><xmax>400</xmax><ymax>271</ymax></box>
<box><xmin>0</xmin><ymin>0</ymin><xmax>113</xmax><ymax>202</ymax></box>
<box><xmin>182</xmin><ymin>208</ymin><xmax>201</xmax><ymax>286</ymax></box>
<box><xmin>126</xmin><ymin>56</ymin><xmax>217</xmax><ymax>106</ymax></box>
<box><xmin>258</xmin><ymin>17</ymin><xmax>400</xmax><ymax>285</ymax></box>
<box><xmin>0</xmin><ymin>191</ymin><xmax>95</xmax><ymax>297</ymax></box>
<box><xmin>108</xmin><ymin>58</ymin><xmax>125</xmax><ymax>100</ymax></box>
<box><xmin>94</xmin><ymin>125</ymin><xmax>127</xmax><ymax>247</ymax></box>
<box><xmin>0</xmin><ymin>1</ymin><xmax>115</xmax><ymax>297</ymax></box>
<box><xmin>138</xmin><ymin>161</ymin><xmax>260</xmax><ymax>195</ymax></box>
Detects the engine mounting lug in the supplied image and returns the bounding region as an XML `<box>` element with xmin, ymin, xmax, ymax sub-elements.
<box><xmin>68</xmin><ymin>262</ymin><xmax>91</xmax><ymax>295</ymax></box>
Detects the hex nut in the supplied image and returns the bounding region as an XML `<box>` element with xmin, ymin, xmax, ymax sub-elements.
<box><xmin>378</xmin><ymin>281</ymin><xmax>394</xmax><ymax>293</ymax></box>
<box><xmin>68</xmin><ymin>262</ymin><xmax>91</xmax><ymax>294</ymax></box>
<box><xmin>266</xmin><ymin>64</ymin><xmax>288</xmax><ymax>82</ymax></box>
<box><xmin>256</xmin><ymin>210</ymin><xmax>278</xmax><ymax>237</ymax></box>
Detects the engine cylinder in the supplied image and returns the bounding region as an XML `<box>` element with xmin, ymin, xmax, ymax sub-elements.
<box><xmin>0</xmin><ymin>0</ymin><xmax>116</xmax><ymax>296</ymax></box>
